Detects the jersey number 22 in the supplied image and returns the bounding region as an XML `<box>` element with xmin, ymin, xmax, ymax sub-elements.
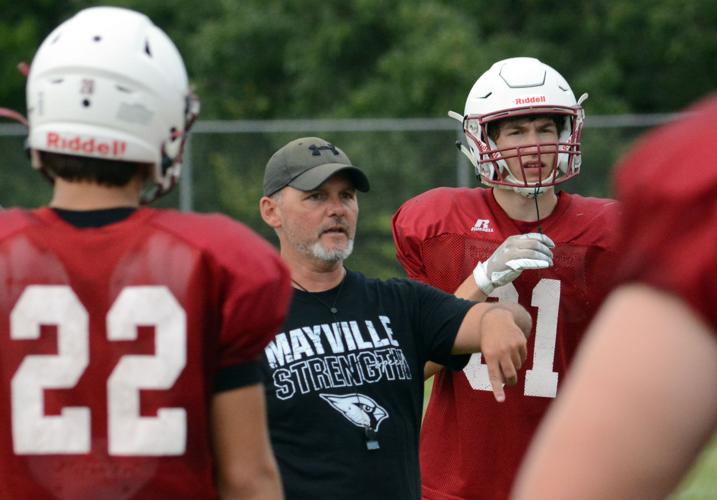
<box><xmin>11</xmin><ymin>285</ymin><xmax>187</xmax><ymax>456</ymax></box>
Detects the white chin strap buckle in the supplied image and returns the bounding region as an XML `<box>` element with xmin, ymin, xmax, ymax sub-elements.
<box><xmin>513</xmin><ymin>185</ymin><xmax>548</xmax><ymax>198</ymax></box>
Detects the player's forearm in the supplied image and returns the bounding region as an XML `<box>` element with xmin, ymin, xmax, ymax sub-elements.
<box><xmin>513</xmin><ymin>286</ymin><xmax>717</xmax><ymax>500</ymax></box>
<box><xmin>454</xmin><ymin>273</ymin><xmax>488</xmax><ymax>301</ymax></box>
<box><xmin>212</xmin><ymin>385</ymin><xmax>284</xmax><ymax>500</ymax></box>
<box><xmin>218</xmin><ymin>462</ymin><xmax>283</xmax><ymax>500</ymax></box>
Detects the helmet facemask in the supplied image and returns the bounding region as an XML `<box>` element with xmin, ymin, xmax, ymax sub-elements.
<box><xmin>143</xmin><ymin>90</ymin><xmax>200</xmax><ymax>203</ymax></box>
<box><xmin>464</xmin><ymin>105</ymin><xmax>585</xmax><ymax>198</ymax></box>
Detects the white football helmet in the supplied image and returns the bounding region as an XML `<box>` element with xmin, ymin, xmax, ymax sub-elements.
<box><xmin>26</xmin><ymin>6</ymin><xmax>199</xmax><ymax>200</ymax></box>
<box><xmin>450</xmin><ymin>57</ymin><xmax>587</xmax><ymax>197</ymax></box>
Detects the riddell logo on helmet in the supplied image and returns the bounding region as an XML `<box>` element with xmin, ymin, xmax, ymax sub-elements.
<box><xmin>45</xmin><ymin>132</ymin><xmax>127</xmax><ymax>157</ymax></box>
<box><xmin>514</xmin><ymin>96</ymin><xmax>546</xmax><ymax>105</ymax></box>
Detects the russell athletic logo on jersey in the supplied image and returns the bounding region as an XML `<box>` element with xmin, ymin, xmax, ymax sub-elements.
<box><xmin>264</xmin><ymin>314</ymin><xmax>412</xmax><ymax>401</ymax></box>
<box><xmin>471</xmin><ymin>218</ymin><xmax>495</xmax><ymax>233</ymax></box>
<box><xmin>320</xmin><ymin>393</ymin><xmax>389</xmax><ymax>432</ymax></box>
<box><xmin>45</xmin><ymin>132</ymin><xmax>128</xmax><ymax>157</ymax></box>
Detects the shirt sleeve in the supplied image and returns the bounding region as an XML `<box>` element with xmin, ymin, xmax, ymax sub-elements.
<box><xmin>612</xmin><ymin>96</ymin><xmax>717</xmax><ymax>333</ymax></box>
<box><xmin>214</xmin><ymin>360</ymin><xmax>263</xmax><ymax>392</ymax></box>
<box><xmin>216</xmin><ymin>237</ymin><xmax>293</xmax><ymax>388</ymax></box>
<box><xmin>392</xmin><ymin>204</ymin><xmax>429</xmax><ymax>283</ymax></box>
<box><xmin>615</xmin><ymin>186</ymin><xmax>717</xmax><ymax>333</ymax></box>
<box><xmin>410</xmin><ymin>280</ymin><xmax>475</xmax><ymax>369</ymax></box>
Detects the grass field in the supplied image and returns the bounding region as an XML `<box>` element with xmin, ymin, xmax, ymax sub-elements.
<box><xmin>671</xmin><ymin>433</ymin><xmax>717</xmax><ymax>499</ymax></box>
<box><xmin>423</xmin><ymin>378</ymin><xmax>717</xmax><ymax>498</ymax></box>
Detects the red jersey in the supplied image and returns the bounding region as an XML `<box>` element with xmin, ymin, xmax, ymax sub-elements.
<box><xmin>0</xmin><ymin>207</ymin><xmax>291</xmax><ymax>499</ymax></box>
<box><xmin>392</xmin><ymin>189</ymin><xmax>619</xmax><ymax>500</ymax></box>
<box><xmin>614</xmin><ymin>94</ymin><xmax>717</xmax><ymax>333</ymax></box>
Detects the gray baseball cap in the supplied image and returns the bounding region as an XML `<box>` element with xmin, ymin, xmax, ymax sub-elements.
<box><xmin>263</xmin><ymin>137</ymin><xmax>370</xmax><ymax>196</ymax></box>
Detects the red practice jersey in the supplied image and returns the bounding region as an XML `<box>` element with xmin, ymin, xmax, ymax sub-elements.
<box><xmin>613</xmin><ymin>94</ymin><xmax>717</xmax><ymax>334</ymax></box>
<box><xmin>0</xmin><ymin>207</ymin><xmax>291</xmax><ymax>499</ymax></box>
<box><xmin>392</xmin><ymin>188</ymin><xmax>619</xmax><ymax>500</ymax></box>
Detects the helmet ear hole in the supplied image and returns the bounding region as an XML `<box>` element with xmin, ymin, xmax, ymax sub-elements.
<box><xmin>144</xmin><ymin>40</ymin><xmax>152</xmax><ymax>57</ymax></box>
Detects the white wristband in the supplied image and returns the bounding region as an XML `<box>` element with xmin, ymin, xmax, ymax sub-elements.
<box><xmin>472</xmin><ymin>261</ymin><xmax>494</xmax><ymax>296</ymax></box>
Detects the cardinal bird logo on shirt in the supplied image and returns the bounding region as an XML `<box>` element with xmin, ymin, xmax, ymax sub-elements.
<box><xmin>319</xmin><ymin>393</ymin><xmax>389</xmax><ymax>431</ymax></box>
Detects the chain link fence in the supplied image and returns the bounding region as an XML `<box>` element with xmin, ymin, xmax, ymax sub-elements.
<box><xmin>0</xmin><ymin>114</ymin><xmax>679</xmax><ymax>278</ymax></box>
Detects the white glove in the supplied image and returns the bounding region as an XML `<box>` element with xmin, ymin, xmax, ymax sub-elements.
<box><xmin>473</xmin><ymin>233</ymin><xmax>555</xmax><ymax>295</ymax></box>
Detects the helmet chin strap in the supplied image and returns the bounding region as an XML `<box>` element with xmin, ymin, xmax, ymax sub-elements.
<box><xmin>511</xmin><ymin>175</ymin><xmax>547</xmax><ymax>233</ymax></box>
<box><xmin>532</xmin><ymin>186</ymin><xmax>544</xmax><ymax>234</ymax></box>
<box><xmin>499</xmin><ymin>170</ymin><xmax>551</xmax><ymax>199</ymax></box>
<box><xmin>511</xmin><ymin>184</ymin><xmax>549</xmax><ymax>198</ymax></box>
<box><xmin>491</xmin><ymin>183</ymin><xmax>545</xmax><ymax>233</ymax></box>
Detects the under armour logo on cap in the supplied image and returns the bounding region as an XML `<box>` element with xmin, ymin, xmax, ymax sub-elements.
<box><xmin>263</xmin><ymin>136</ymin><xmax>370</xmax><ymax>196</ymax></box>
<box><xmin>309</xmin><ymin>144</ymin><xmax>340</xmax><ymax>156</ymax></box>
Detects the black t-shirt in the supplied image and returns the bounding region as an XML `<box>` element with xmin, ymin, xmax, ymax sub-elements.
<box><xmin>262</xmin><ymin>269</ymin><xmax>474</xmax><ymax>500</ymax></box>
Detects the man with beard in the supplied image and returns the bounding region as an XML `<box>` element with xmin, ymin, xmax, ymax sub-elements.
<box><xmin>257</xmin><ymin>137</ymin><xmax>533</xmax><ymax>500</ymax></box>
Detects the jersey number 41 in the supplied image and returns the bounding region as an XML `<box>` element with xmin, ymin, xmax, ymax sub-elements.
<box><xmin>465</xmin><ymin>279</ymin><xmax>560</xmax><ymax>398</ymax></box>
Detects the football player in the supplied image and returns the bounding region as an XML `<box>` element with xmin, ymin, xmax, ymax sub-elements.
<box><xmin>0</xmin><ymin>7</ymin><xmax>291</xmax><ymax>499</ymax></box>
<box><xmin>392</xmin><ymin>57</ymin><xmax>620</xmax><ymax>499</ymax></box>
<box><xmin>513</xmin><ymin>94</ymin><xmax>717</xmax><ymax>500</ymax></box>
